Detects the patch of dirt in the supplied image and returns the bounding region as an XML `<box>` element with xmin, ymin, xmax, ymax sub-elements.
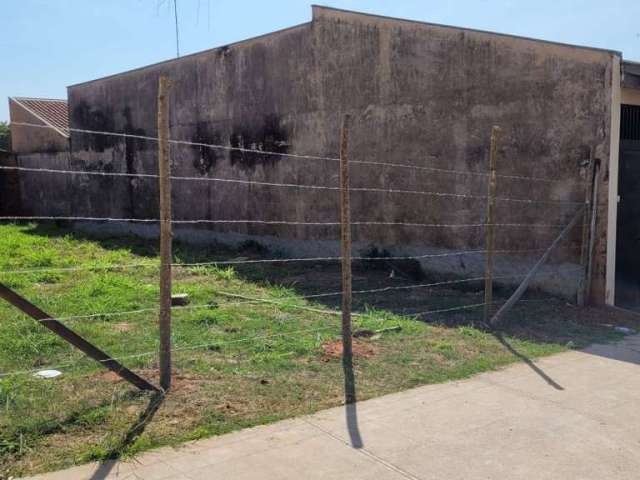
<box><xmin>113</xmin><ymin>322</ymin><xmax>133</xmax><ymax>332</ymax></box>
<box><xmin>321</xmin><ymin>339</ymin><xmax>379</xmax><ymax>361</ymax></box>
<box><xmin>93</xmin><ymin>368</ymin><xmax>204</xmax><ymax>393</ymax></box>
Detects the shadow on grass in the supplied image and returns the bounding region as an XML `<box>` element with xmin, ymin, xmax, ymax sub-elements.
<box><xmin>20</xmin><ymin>222</ymin><xmax>640</xmax><ymax>363</ymax></box>
<box><xmin>491</xmin><ymin>332</ymin><xmax>564</xmax><ymax>390</ymax></box>
<box><xmin>88</xmin><ymin>391</ymin><xmax>165</xmax><ymax>480</ymax></box>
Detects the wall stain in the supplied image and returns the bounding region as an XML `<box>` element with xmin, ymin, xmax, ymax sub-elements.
<box><xmin>192</xmin><ymin>122</ymin><xmax>222</xmax><ymax>174</ymax></box>
<box><xmin>230</xmin><ymin>114</ymin><xmax>288</xmax><ymax>170</ymax></box>
<box><xmin>122</xmin><ymin>106</ymin><xmax>148</xmax><ymax>217</ymax></box>
<box><xmin>71</xmin><ymin>101</ymin><xmax>117</xmax><ymax>152</ymax></box>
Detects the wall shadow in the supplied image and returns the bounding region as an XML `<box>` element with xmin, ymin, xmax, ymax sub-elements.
<box><xmin>18</xmin><ymin>223</ymin><xmax>640</xmax><ymax>365</ymax></box>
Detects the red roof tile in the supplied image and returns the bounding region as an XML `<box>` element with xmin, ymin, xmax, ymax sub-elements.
<box><xmin>11</xmin><ymin>97</ymin><xmax>69</xmax><ymax>137</ymax></box>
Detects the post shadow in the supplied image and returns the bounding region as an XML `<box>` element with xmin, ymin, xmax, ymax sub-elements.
<box><xmin>89</xmin><ymin>391</ymin><xmax>165</xmax><ymax>480</ymax></box>
<box><xmin>343</xmin><ymin>355</ymin><xmax>363</xmax><ymax>449</ymax></box>
<box><xmin>492</xmin><ymin>332</ymin><xmax>564</xmax><ymax>391</ymax></box>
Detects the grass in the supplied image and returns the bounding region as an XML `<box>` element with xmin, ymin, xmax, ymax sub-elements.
<box><xmin>0</xmin><ymin>222</ymin><xmax>633</xmax><ymax>478</ymax></box>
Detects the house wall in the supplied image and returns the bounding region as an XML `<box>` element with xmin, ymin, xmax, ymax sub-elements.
<box><xmin>0</xmin><ymin>151</ymin><xmax>21</xmax><ymax>215</ymax></box>
<box><xmin>15</xmin><ymin>7</ymin><xmax>619</xmax><ymax>300</ymax></box>
<box><xmin>9</xmin><ymin>100</ymin><xmax>69</xmax><ymax>154</ymax></box>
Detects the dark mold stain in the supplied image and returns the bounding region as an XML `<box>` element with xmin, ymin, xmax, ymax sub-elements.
<box><xmin>230</xmin><ymin>114</ymin><xmax>288</xmax><ymax>170</ymax></box>
<box><xmin>192</xmin><ymin>122</ymin><xmax>222</xmax><ymax>174</ymax></box>
<box><xmin>218</xmin><ymin>45</ymin><xmax>231</xmax><ymax>58</ymax></box>
<box><xmin>71</xmin><ymin>101</ymin><xmax>117</xmax><ymax>152</ymax></box>
<box><xmin>121</xmin><ymin>106</ymin><xmax>148</xmax><ymax>216</ymax></box>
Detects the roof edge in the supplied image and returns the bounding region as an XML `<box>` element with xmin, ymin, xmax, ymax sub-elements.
<box><xmin>311</xmin><ymin>5</ymin><xmax>622</xmax><ymax>58</ymax></box>
<box><xmin>67</xmin><ymin>21</ymin><xmax>312</xmax><ymax>89</ymax></box>
<box><xmin>10</xmin><ymin>96</ymin><xmax>67</xmax><ymax>103</ymax></box>
<box><xmin>10</xmin><ymin>97</ymin><xmax>69</xmax><ymax>138</ymax></box>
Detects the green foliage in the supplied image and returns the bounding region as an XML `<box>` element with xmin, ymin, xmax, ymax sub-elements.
<box><xmin>0</xmin><ymin>121</ymin><xmax>10</xmax><ymax>151</ymax></box>
<box><xmin>0</xmin><ymin>223</ymin><xmax>620</xmax><ymax>478</ymax></box>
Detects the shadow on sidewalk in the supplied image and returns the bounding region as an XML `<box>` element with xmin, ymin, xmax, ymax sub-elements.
<box><xmin>343</xmin><ymin>353</ymin><xmax>363</xmax><ymax>449</ymax></box>
<box><xmin>493</xmin><ymin>332</ymin><xmax>564</xmax><ymax>391</ymax></box>
<box><xmin>89</xmin><ymin>391</ymin><xmax>165</xmax><ymax>480</ymax></box>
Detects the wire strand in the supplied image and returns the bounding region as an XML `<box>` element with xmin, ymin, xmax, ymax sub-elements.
<box><xmin>0</xmin><ymin>216</ymin><xmax>570</xmax><ymax>229</ymax></box>
<box><xmin>0</xmin><ymin>246</ymin><xmax>582</xmax><ymax>276</ymax></box>
<box><xmin>9</xmin><ymin>121</ymin><xmax>579</xmax><ymax>185</ymax></box>
<box><xmin>0</xmin><ymin>165</ymin><xmax>583</xmax><ymax>205</ymax></box>
<box><xmin>0</xmin><ymin>325</ymin><xmax>338</xmax><ymax>378</ymax></box>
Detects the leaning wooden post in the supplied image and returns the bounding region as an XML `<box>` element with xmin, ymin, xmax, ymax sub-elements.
<box><xmin>490</xmin><ymin>205</ymin><xmax>586</xmax><ymax>326</ymax></box>
<box><xmin>339</xmin><ymin>114</ymin><xmax>355</xmax><ymax>405</ymax></box>
<box><xmin>158</xmin><ymin>76</ymin><xmax>172</xmax><ymax>392</ymax></box>
<box><xmin>484</xmin><ymin>126</ymin><xmax>500</xmax><ymax>323</ymax></box>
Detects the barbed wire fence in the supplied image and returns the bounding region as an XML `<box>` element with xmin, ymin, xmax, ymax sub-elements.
<box><xmin>0</xmin><ymin>77</ymin><xmax>594</xmax><ymax>411</ymax></box>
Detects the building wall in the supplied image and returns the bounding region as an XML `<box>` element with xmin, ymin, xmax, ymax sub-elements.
<box><xmin>17</xmin><ymin>7</ymin><xmax>618</xmax><ymax>300</ymax></box>
<box><xmin>9</xmin><ymin>100</ymin><xmax>69</xmax><ymax>154</ymax></box>
<box><xmin>0</xmin><ymin>151</ymin><xmax>21</xmax><ymax>215</ymax></box>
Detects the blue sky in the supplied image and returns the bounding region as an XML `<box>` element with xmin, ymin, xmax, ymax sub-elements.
<box><xmin>1</xmin><ymin>0</ymin><xmax>639</xmax><ymax>121</ymax></box>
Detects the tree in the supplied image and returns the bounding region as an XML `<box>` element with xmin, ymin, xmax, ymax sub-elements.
<box><xmin>0</xmin><ymin>121</ymin><xmax>10</xmax><ymax>151</ymax></box>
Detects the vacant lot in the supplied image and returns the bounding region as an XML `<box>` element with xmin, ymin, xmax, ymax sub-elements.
<box><xmin>0</xmin><ymin>223</ymin><xmax>635</xmax><ymax>478</ymax></box>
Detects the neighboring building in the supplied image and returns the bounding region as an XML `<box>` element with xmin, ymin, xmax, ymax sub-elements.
<box><xmin>9</xmin><ymin>97</ymin><xmax>69</xmax><ymax>153</ymax></box>
<box><xmin>4</xmin><ymin>6</ymin><xmax>640</xmax><ymax>305</ymax></box>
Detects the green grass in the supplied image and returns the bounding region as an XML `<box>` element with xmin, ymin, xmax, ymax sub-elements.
<box><xmin>0</xmin><ymin>223</ymin><xmax>630</xmax><ymax>478</ymax></box>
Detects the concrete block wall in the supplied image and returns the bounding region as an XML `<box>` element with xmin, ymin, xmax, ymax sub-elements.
<box><xmin>11</xmin><ymin>7</ymin><xmax>620</xmax><ymax>300</ymax></box>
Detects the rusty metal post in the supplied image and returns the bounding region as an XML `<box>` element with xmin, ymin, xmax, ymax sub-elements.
<box><xmin>484</xmin><ymin>126</ymin><xmax>500</xmax><ymax>323</ymax></box>
<box><xmin>158</xmin><ymin>76</ymin><xmax>173</xmax><ymax>392</ymax></box>
<box><xmin>339</xmin><ymin>114</ymin><xmax>355</xmax><ymax>405</ymax></box>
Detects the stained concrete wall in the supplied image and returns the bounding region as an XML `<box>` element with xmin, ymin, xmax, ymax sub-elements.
<box><xmin>15</xmin><ymin>6</ymin><xmax>620</xmax><ymax>300</ymax></box>
<box><xmin>0</xmin><ymin>151</ymin><xmax>21</xmax><ymax>215</ymax></box>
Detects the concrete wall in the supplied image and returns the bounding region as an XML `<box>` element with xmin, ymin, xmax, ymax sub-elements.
<box><xmin>16</xmin><ymin>6</ymin><xmax>619</xmax><ymax>300</ymax></box>
<box><xmin>9</xmin><ymin>100</ymin><xmax>69</xmax><ymax>154</ymax></box>
<box><xmin>0</xmin><ymin>151</ymin><xmax>21</xmax><ymax>215</ymax></box>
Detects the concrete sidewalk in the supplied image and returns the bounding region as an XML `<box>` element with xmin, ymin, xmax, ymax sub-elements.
<box><xmin>26</xmin><ymin>335</ymin><xmax>640</xmax><ymax>480</ymax></box>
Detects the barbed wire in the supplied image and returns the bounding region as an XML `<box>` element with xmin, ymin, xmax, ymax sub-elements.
<box><xmin>9</xmin><ymin>121</ymin><xmax>579</xmax><ymax>185</ymax></box>
<box><xmin>0</xmin><ymin>245</ymin><xmax>582</xmax><ymax>276</ymax></box>
<box><xmin>0</xmin><ymin>287</ymin><xmax>576</xmax><ymax>380</ymax></box>
<box><xmin>0</xmin><ymin>165</ymin><xmax>583</xmax><ymax>205</ymax></box>
<box><xmin>0</xmin><ymin>216</ymin><xmax>572</xmax><ymax>229</ymax></box>
<box><xmin>5</xmin><ymin>270</ymin><xmax>564</xmax><ymax>326</ymax></box>
<box><xmin>0</xmin><ymin>324</ymin><xmax>339</xmax><ymax>379</ymax></box>
<box><xmin>0</xmin><ymin>122</ymin><xmax>588</xmax><ymax>381</ymax></box>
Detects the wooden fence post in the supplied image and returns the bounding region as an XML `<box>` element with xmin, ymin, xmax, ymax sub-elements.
<box><xmin>584</xmin><ymin>161</ymin><xmax>600</xmax><ymax>305</ymax></box>
<box><xmin>158</xmin><ymin>76</ymin><xmax>172</xmax><ymax>392</ymax></box>
<box><xmin>339</xmin><ymin>114</ymin><xmax>355</xmax><ymax>405</ymax></box>
<box><xmin>578</xmin><ymin>148</ymin><xmax>594</xmax><ymax>307</ymax></box>
<box><xmin>484</xmin><ymin>126</ymin><xmax>500</xmax><ymax>323</ymax></box>
<box><xmin>490</xmin><ymin>205</ymin><xmax>586</xmax><ymax>326</ymax></box>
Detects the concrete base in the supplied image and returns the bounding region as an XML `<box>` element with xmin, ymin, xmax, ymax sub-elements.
<box><xmin>24</xmin><ymin>335</ymin><xmax>640</xmax><ymax>480</ymax></box>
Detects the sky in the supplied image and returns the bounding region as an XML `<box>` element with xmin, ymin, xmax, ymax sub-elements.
<box><xmin>1</xmin><ymin>0</ymin><xmax>639</xmax><ymax>121</ymax></box>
